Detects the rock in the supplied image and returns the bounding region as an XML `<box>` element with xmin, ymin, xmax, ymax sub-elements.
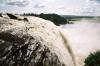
<box><xmin>23</xmin><ymin>17</ymin><xmax>29</xmax><ymax>22</ymax></box>
<box><xmin>6</xmin><ymin>13</ymin><xmax>29</xmax><ymax>22</ymax></box>
<box><xmin>0</xmin><ymin>16</ymin><xmax>76</xmax><ymax>66</ymax></box>
<box><xmin>7</xmin><ymin>13</ymin><xmax>18</xmax><ymax>20</ymax></box>
<box><xmin>0</xmin><ymin>13</ymin><xmax>3</xmax><ymax>17</ymax></box>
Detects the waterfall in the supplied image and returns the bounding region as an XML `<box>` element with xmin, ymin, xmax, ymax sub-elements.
<box><xmin>0</xmin><ymin>16</ymin><xmax>76</xmax><ymax>66</ymax></box>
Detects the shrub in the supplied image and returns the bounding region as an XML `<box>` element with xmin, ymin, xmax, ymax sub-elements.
<box><xmin>84</xmin><ymin>51</ymin><xmax>100</xmax><ymax>66</ymax></box>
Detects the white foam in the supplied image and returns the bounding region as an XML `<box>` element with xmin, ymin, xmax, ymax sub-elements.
<box><xmin>61</xmin><ymin>19</ymin><xmax>100</xmax><ymax>66</ymax></box>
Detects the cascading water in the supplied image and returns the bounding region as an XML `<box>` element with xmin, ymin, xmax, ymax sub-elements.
<box><xmin>60</xmin><ymin>19</ymin><xmax>100</xmax><ymax>66</ymax></box>
<box><xmin>0</xmin><ymin>15</ymin><xmax>76</xmax><ymax>66</ymax></box>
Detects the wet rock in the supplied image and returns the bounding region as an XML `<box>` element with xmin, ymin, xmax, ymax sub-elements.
<box><xmin>7</xmin><ymin>13</ymin><xmax>18</xmax><ymax>20</ymax></box>
<box><xmin>6</xmin><ymin>13</ymin><xmax>29</xmax><ymax>22</ymax></box>
<box><xmin>23</xmin><ymin>17</ymin><xmax>29</xmax><ymax>22</ymax></box>
<box><xmin>0</xmin><ymin>13</ymin><xmax>3</xmax><ymax>17</ymax></box>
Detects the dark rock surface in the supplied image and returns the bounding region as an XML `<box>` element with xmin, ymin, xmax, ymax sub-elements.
<box><xmin>7</xmin><ymin>13</ymin><xmax>18</xmax><ymax>20</ymax></box>
<box><xmin>6</xmin><ymin>13</ymin><xmax>29</xmax><ymax>22</ymax></box>
<box><xmin>0</xmin><ymin>13</ymin><xmax>2</xmax><ymax>17</ymax></box>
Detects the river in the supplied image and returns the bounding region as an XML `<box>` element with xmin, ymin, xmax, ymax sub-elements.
<box><xmin>60</xmin><ymin>19</ymin><xmax>100</xmax><ymax>66</ymax></box>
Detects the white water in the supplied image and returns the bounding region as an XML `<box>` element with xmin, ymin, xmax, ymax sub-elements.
<box><xmin>1</xmin><ymin>16</ymin><xmax>100</xmax><ymax>66</ymax></box>
<box><xmin>61</xmin><ymin>19</ymin><xmax>100</xmax><ymax>66</ymax></box>
<box><xmin>0</xmin><ymin>16</ymin><xmax>75</xmax><ymax>66</ymax></box>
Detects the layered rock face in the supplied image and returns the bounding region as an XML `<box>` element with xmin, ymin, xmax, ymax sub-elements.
<box><xmin>0</xmin><ymin>16</ymin><xmax>75</xmax><ymax>66</ymax></box>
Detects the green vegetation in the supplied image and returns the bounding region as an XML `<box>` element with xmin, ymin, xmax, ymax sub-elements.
<box><xmin>84</xmin><ymin>51</ymin><xmax>100</xmax><ymax>66</ymax></box>
<box><xmin>39</xmin><ymin>13</ymin><xmax>69</xmax><ymax>25</ymax></box>
<box><xmin>23</xmin><ymin>13</ymin><xmax>69</xmax><ymax>25</ymax></box>
<box><xmin>62</xmin><ymin>15</ymin><xmax>100</xmax><ymax>21</ymax></box>
<box><xmin>23</xmin><ymin>13</ymin><xmax>100</xmax><ymax>24</ymax></box>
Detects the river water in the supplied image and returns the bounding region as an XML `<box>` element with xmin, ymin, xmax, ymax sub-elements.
<box><xmin>60</xmin><ymin>19</ymin><xmax>100</xmax><ymax>66</ymax></box>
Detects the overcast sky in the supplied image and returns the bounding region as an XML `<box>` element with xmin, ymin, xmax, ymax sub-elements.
<box><xmin>0</xmin><ymin>0</ymin><xmax>100</xmax><ymax>16</ymax></box>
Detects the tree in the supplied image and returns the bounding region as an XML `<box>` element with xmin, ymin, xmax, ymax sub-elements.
<box><xmin>84</xmin><ymin>51</ymin><xmax>100</xmax><ymax>66</ymax></box>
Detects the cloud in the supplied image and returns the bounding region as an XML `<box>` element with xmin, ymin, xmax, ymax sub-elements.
<box><xmin>80</xmin><ymin>0</ymin><xmax>100</xmax><ymax>16</ymax></box>
<box><xmin>0</xmin><ymin>0</ymin><xmax>4</xmax><ymax>3</ymax></box>
<box><xmin>0</xmin><ymin>0</ymin><xmax>30</xmax><ymax>7</ymax></box>
<box><xmin>90</xmin><ymin>0</ymin><xmax>100</xmax><ymax>3</ymax></box>
<box><xmin>6</xmin><ymin>1</ymin><xmax>28</xmax><ymax>7</ymax></box>
<box><xmin>0</xmin><ymin>0</ymin><xmax>100</xmax><ymax>16</ymax></box>
<box><xmin>33</xmin><ymin>4</ymin><xmax>45</xmax><ymax>8</ymax></box>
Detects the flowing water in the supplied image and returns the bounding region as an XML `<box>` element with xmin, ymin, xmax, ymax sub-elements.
<box><xmin>1</xmin><ymin>16</ymin><xmax>100</xmax><ymax>66</ymax></box>
<box><xmin>60</xmin><ymin>19</ymin><xmax>100</xmax><ymax>66</ymax></box>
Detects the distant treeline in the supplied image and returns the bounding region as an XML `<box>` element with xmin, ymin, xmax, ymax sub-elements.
<box><xmin>61</xmin><ymin>15</ymin><xmax>100</xmax><ymax>21</ymax></box>
<box><xmin>23</xmin><ymin>13</ymin><xmax>69</xmax><ymax>25</ymax></box>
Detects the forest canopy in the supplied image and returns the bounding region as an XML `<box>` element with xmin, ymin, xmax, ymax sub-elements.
<box><xmin>23</xmin><ymin>13</ymin><xmax>68</xmax><ymax>25</ymax></box>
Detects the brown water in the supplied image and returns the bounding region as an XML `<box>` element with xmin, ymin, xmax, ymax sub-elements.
<box><xmin>61</xmin><ymin>19</ymin><xmax>100</xmax><ymax>66</ymax></box>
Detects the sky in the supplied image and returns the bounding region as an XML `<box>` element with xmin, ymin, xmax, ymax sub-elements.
<box><xmin>0</xmin><ymin>0</ymin><xmax>100</xmax><ymax>16</ymax></box>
